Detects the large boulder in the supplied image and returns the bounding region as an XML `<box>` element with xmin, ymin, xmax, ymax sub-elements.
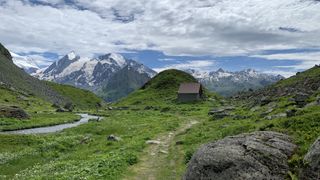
<box><xmin>184</xmin><ymin>131</ymin><xmax>296</xmax><ymax>180</ymax></box>
<box><xmin>0</xmin><ymin>106</ymin><xmax>29</xmax><ymax>119</ymax></box>
<box><xmin>300</xmin><ymin>137</ymin><xmax>320</xmax><ymax>180</ymax></box>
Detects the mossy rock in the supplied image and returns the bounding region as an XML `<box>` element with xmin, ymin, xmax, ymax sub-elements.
<box><xmin>0</xmin><ymin>106</ymin><xmax>29</xmax><ymax>119</ymax></box>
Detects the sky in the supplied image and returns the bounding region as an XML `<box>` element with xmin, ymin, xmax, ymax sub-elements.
<box><xmin>1</xmin><ymin>0</ymin><xmax>320</xmax><ymax>77</ymax></box>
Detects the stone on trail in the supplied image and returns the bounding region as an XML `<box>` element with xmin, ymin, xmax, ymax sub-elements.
<box><xmin>146</xmin><ymin>140</ymin><xmax>161</xmax><ymax>145</ymax></box>
<box><xmin>184</xmin><ymin>131</ymin><xmax>296</xmax><ymax>180</ymax></box>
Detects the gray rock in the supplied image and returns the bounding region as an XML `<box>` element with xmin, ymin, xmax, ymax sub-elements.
<box><xmin>250</xmin><ymin>106</ymin><xmax>260</xmax><ymax>112</ymax></box>
<box><xmin>0</xmin><ymin>106</ymin><xmax>29</xmax><ymax>119</ymax></box>
<box><xmin>294</xmin><ymin>93</ymin><xmax>309</xmax><ymax>107</ymax></box>
<box><xmin>17</xmin><ymin>95</ymin><xmax>28</xmax><ymax>101</ymax></box>
<box><xmin>144</xmin><ymin>106</ymin><xmax>154</xmax><ymax>110</ymax></box>
<box><xmin>184</xmin><ymin>131</ymin><xmax>296</xmax><ymax>180</ymax></box>
<box><xmin>286</xmin><ymin>109</ymin><xmax>297</xmax><ymax>117</ymax></box>
<box><xmin>107</xmin><ymin>134</ymin><xmax>121</xmax><ymax>141</ymax></box>
<box><xmin>260</xmin><ymin>96</ymin><xmax>272</xmax><ymax>106</ymax></box>
<box><xmin>56</xmin><ymin>108</ymin><xmax>67</xmax><ymax>112</ymax></box>
<box><xmin>305</xmin><ymin>101</ymin><xmax>317</xmax><ymax>108</ymax></box>
<box><xmin>208</xmin><ymin>106</ymin><xmax>234</xmax><ymax>119</ymax></box>
<box><xmin>300</xmin><ymin>137</ymin><xmax>320</xmax><ymax>180</ymax></box>
<box><xmin>265</xmin><ymin>113</ymin><xmax>287</xmax><ymax>120</ymax></box>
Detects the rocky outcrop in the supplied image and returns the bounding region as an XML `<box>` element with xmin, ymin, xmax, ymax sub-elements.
<box><xmin>184</xmin><ymin>131</ymin><xmax>296</xmax><ymax>180</ymax></box>
<box><xmin>0</xmin><ymin>106</ymin><xmax>29</xmax><ymax>119</ymax></box>
<box><xmin>300</xmin><ymin>137</ymin><xmax>320</xmax><ymax>180</ymax></box>
<box><xmin>294</xmin><ymin>93</ymin><xmax>309</xmax><ymax>108</ymax></box>
<box><xmin>0</xmin><ymin>43</ymin><xmax>12</xmax><ymax>61</ymax></box>
<box><xmin>208</xmin><ymin>106</ymin><xmax>235</xmax><ymax>119</ymax></box>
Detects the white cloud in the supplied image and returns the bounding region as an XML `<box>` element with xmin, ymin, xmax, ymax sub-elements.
<box><xmin>153</xmin><ymin>60</ymin><xmax>215</xmax><ymax>72</ymax></box>
<box><xmin>1</xmin><ymin>0</ymin><xmax>320</xmax><ymax>65</ymax></box>
<box><xmin>253</xmin><ymin>52</ymin><xmax>320</xmax><ymax>70</ymax></box>
<box><xmin>27</xmin><ymin>54</ymin><xmax>54</xmax><ymax>67</ymax></box>
<box><xmin>158</xmin><ymin>58</ymin><xmax>176</xmax><ymax>62</ymax></box>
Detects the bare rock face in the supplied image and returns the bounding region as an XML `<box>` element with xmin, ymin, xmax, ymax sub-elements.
<box><xmin>300</xmin><ymin>137</ymin><xmax>320</xmax><ymax>180</ymax></box>
<box><xmin>184</xmin><ymin>131</ymin><xmax>296</xmax><ymax>180</ymax></box>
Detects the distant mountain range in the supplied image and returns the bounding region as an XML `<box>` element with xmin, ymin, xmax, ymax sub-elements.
<box><xmin>186</xmin><ymin>68</ymin><xmax>284</xmax><ymax>96</ymax></box>
<box><xmin>10</xmin><ymin>51</ymin><xmax>284</xmax><ymax>99</ymax></box>
<box><xmin>33</xmin><ymin>52</ymin><xmax>157</xmax><ymax>101</ymax></box>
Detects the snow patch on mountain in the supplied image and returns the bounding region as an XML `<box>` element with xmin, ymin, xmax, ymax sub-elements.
<box><xmin>60</xmin><ymin>57</ymin><xmax>89</xmax><ymax>77</ymax></box>
<box><xmin>67</xmin><ymin>51</ymin><xmax>76</xmax><ymax>60</ymax></box>
<box><xmin>36</xmin><ymin>52</ymin><xmax>157</xmax><ymax>91</ymax></box>
<box><xmin>10</xmin><ymin>52</ymin><xmax>40</xmax><ymax>74</ymax></box>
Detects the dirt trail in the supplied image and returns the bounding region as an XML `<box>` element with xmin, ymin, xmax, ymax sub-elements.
<box><xmin>124</xmin><ymin>120</ymin><xmax>199</xmax><ymax>180</ymax></box>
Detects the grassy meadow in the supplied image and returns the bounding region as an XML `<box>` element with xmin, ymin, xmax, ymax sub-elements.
<box><xmin>1</xmin><ymin>69</ymin><xmax>320</xmax><ymax>179</ymax></box>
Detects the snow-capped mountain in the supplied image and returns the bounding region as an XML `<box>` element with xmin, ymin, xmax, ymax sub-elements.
<box><xmin>10</xmin><ymin>52</ymin><xmax>40</xmax><ymax>74</ymax></box>
<box><xmin>186</xmin><ymin>68</ymin><xmax>284</xmax><ymax>96</ymax></box>
<box><xmin>38</xmin><ymin>52</ymin><xmax>157</xmax><ymax>101</ymax></box>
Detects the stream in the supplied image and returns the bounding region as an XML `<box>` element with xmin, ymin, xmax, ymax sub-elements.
<box><xmin>3</xmin><ymin>114</ymin><xmax>100</xmax><ymax>135</ymax></box>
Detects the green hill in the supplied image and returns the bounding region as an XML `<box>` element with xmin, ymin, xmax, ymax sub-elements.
<box><xmin>117</xmin><ymin>69</ymin><xmax>210</xmax><ymax>106</ymax></box>
<box><xmin>46</xmin><ymin>81</ymin><xmax>102</xmax><ymax>110</ymax></box>
<box><xmin>275</xmin><ymin>65</ymin><xmax>320</xmax><ymax>90</ymax></box>
<box><xmin>0</xmin><ymin>43</ymin><xmax>102</xmax><ymax>109</ymax></box>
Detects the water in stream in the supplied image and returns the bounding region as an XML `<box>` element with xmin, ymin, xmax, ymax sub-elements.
<box><xmin>3</xmin><ymin>114</ymin><xmax>100</xmax><ymax>135</ymax></box>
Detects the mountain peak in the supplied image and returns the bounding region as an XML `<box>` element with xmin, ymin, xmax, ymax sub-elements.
<box><xmin>66</xmin><ymin>51</ymin><xmax>77</xmax><ymax>60</ymax></box>
<box><xmin>98</xmin><ymin>53</ymin><xmax>126</xmax><ymax>67</ymax></box>
<box><xmin>244</xmin><ymin>68</ymin><xmax>256</xmax><ymax>73</ymax></box>
<box><xmin>217</xmin><ymin>68</ymin><xmax>225</xmax><ymax>73</ymax></box>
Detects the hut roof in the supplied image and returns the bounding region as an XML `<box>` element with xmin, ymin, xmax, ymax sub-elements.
<box><xmin>178</xmin><ymin>83</ymin><xmax>201</xmax><ymax>94</ymax></box>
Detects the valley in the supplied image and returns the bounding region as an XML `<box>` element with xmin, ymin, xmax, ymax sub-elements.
<box><xmin>1</xmin><ymin>43</ymin><xmax>320</xmax><ymax>179</ymax></box>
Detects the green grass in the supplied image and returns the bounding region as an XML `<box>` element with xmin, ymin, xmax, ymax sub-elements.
<box><xmin>46</xmin><ymin>81</ymin><xmax>103</xmax><ymax>110</ymax></box>
<box><xmin>275</xmin><ymin>66</ymin><xmax>320</xmax><ymax>88</ymax></box>
<box><xmin>1</xmin><ymin>67</ymin><xmax>320</xmax><ymax>179</ymax></box>
<box><xmin>1</xmin><ymin>94</ymin><xmax>320</xmax><ymax>179</ymax></box>
<box><xmin>161</xmin><ymin>100</ymin><xmax>320</xmax><ymax>178</ymax></box>
<box><xmin>0</xmin><ymin>106</ymin><xmax>211</xmax><ymax>179</ymax></box>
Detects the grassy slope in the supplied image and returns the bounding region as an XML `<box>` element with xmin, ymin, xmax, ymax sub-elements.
<box><xmin>0</xmin><ymin>85</ymin><xmax>79</xmax><ymax>131</ymax></box>
<box><xmin>0</xmin><ymin>81</ymin><xmax>103</xmax><ymax>131</ymax></box>
<box><xmin>0</xmin><ymin>43</ymin><xmax>103</xmax><ymax>131</ymax></box>
<box><xmin>0</xmin><ymin>43</ymin><xmax>67</xmax><ymax>104</ymax></box>
<box><xmin>46</xmin><ymin>81</ymin><xmax>103</xmax><ymax>110</ymax></box>
<box><xmin>275</xmin><ymin>65</ymin><xmax>320</xmax><ymax>88</ymax></box>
